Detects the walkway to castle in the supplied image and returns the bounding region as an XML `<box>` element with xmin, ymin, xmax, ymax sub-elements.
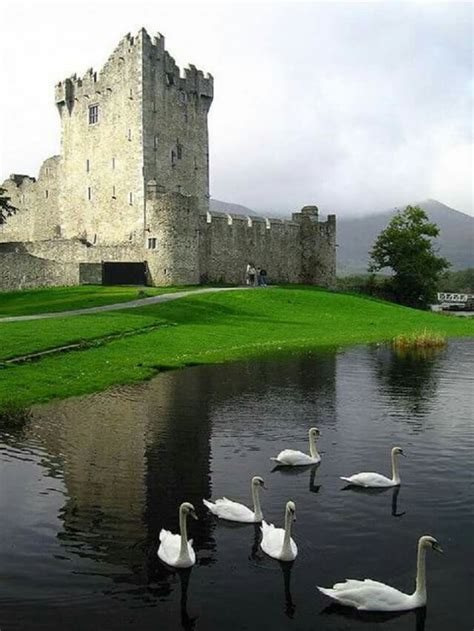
<box><xmin>0</xmin><ymin>286</ymin><xmax>251</xmax><ymax>323</ymax></box>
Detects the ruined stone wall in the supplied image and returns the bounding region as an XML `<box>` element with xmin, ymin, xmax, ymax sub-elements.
<box><xmin>142</xmin><ymin>32</ymin><xmax>213</xmax><ymax>215</ymax></box>
<box><xmin>55</xmin><ymin>32</ymin><xmax>145</xmax><ymax>244</ymax></box>
<box><xmin>0</xmin><ymin>248</ymin><xmax>78</xmax><ymax>291</ymax></box>
<box><xmin>0</xmin><ymin>156</ymin><xmax>61</xmax><ymax>242</ymax></box>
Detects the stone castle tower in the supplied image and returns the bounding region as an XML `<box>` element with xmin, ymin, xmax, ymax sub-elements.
<box><xmin>0</xmin><ymin>28</ymin><xmax>336</xmax><ymax>291</ymax></box>
<box><xmin>55</xmin><ymin>28</ymin><xmax>212</xmax><ymax>244</ymax></box>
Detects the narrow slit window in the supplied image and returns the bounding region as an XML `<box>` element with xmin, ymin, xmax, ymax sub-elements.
<box><xmin>112</xmin><ymin>185</ymin><xmax>116</xmax><ymax>198</ymax></box>
<box><xmin>88</xmin><ymin>104</ymin><xmax>99</xmax><ymax>124</ymax></box>
<box><xmin>128</xmin><ymin>129</ymin><xmax>132</xmax><ymax>141</ymax></box>
<box><xmin>45</xmin><ymin>190</ymin><xmax>49</xmax><ymax>199</ymax></box>
<box><xmin>171</xmin><ymin>150</ymin><xmax>177</xmax><ymax>167</ymax></box>
<box><xmin>86</xmin><ymin>159</ymin><xmax>90</xmax><ymax>172</ymax></box>
<box><xmin>154</xmin><ymin>135</ymin><xmax>159</xmax><ymax>150</ymax></box>
<box><xmin>87</xmin><ymin>187</ymin><xmax>92</xmax><ymax>201</ymax></box>
<box><xmin>147</xmin><ymin>237</ymin><xmax>157</xmax><ymax>250</ymax></box>
<box><xmin>177</xmin><ymin>143</ymin><xmax>183</xmax><ymax>160</ymax></box>
<box><xmin>112</xmin><ymin>157</ymin><xmax>116</xmax><ymax>170</ymax></box>
<box><xmin>129</xmin><ymin>192</ymin><xmax>133</xmax><ymax>205</ymax></box>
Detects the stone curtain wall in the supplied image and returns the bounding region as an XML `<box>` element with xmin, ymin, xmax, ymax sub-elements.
<box><xmin>198</xmin><ymin>213</ymin><xmax>302</xmax><ymax>285</ymax></box>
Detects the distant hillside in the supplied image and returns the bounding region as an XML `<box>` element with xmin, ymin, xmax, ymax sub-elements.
<box><xmin>210</xmin><ymin>199</ymin><xmax>259</xmax><ymax>216</ymax></box>
<box><xmin>337</xmin><ymin>200</ymin><xmax>473</xmax><ymax>274</ymax></box>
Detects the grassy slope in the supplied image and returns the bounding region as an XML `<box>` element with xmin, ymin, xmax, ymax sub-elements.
<box><xmin>0</xmin><ymin>287</ymin><xmax>472</xmax><ymax>408</ymax></box>
<box><xmin>0</xmin><ymin>285</ymin><xmax>201</xmax><ymax>317</ymax></box>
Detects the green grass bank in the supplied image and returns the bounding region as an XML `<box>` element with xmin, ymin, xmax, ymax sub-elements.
<box><xmin>0</xmin><ymin>286</ymin><xmax>472</xmax><ymax>408</ymax></box>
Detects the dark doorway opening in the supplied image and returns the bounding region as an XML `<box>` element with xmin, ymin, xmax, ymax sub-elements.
<box><xmin>102</xmin><ymin>262</ymin><xmax>147</xmax><ymax>286</ymax></box>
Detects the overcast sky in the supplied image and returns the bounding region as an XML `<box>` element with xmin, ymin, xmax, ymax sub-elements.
<box><xmin>0</xmin><ymin>1</ymin><xmax>472</xmax><ymax>216</ymax></box>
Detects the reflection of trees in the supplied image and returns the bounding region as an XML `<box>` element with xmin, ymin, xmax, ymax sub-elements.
<box><xmin>371</xmin><ymin>345</ymin><xmax>443</xmax><ymax>418</ymax></box>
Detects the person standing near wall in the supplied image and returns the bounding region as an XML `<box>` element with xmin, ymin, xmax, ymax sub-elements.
<box><xmin>246</xmin><ymin>263</ymin><xmax>256</xmax><ymax>286</ymax></box>
<box><xmin>258</xmin><ymin>268</ymin><xmax>268</xmax><ymax>287</ymax></box>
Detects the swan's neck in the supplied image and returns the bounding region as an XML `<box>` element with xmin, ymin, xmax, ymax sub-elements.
<box><xmin>282</xmin><ymin>509</ymin><xmax>293</xmax><ymax>556</ymax></box>
<box><xmin>414</xmin><ymin>541</ymin><xmax>427</xmax><ymax>601</ymax></box>
<box><xmin>391</xmin><ymin>451</ymin><xmax>400</xmax><ymax>484</ymax></box>
<box><xmin>309</xmin><ymin>432</ymin><xmax>320</xmax><ymax>459</ymax></box>
<box><xmin>179</xmin><ymin>508</ymin><xmax>189</xmax><ymax>562</ymax></box>
<box><xmin>251</xmin><ymin>484</ymin><xmax>263</xmax><ymax>521</ymax></box>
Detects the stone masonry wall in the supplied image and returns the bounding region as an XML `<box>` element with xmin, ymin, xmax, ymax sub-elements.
<box><xmin>0</xmin><ymin>156</ymin><xmax>61</xmax><ymax>242</ymax></box>
<box><xmin>198</xmin><ymin>212</ymin><xmax>302</xmax><ymax>284</ymax></box>
<box><xmin>55</xmin><ymin>32</ymin><xmax>146</xmax><ymax>244</ymax></box>
<box><xmin>142</xmin><ymin>32</ymin><xmax>213</xmax><ymax>215</ymax></box>
<box><xmin>0</xmin><ymin>249</ymin><xmax>78</xmax><ymax>291</ymax></box>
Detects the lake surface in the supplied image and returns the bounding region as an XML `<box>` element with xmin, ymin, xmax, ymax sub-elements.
<box><xmin>0</xmin><ymin>339</ymin><xmax>473</xmax><ymax>630</ymax></box>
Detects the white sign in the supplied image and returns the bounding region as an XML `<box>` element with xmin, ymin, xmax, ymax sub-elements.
<box><xmin>437</xmin><ymin>293</ymin><xmax>472</xmax><ymax>303</ymax></box>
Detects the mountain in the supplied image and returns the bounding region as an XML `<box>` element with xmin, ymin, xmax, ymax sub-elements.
<box><xmin>337</xmin><ymin>200</ymin><xmax>473</xmax><ymax>274</ymax></box>
<box><xmin>210</xmin><ymin>199</ymin><xmax>260</xmax><ymax>216</ymax></box>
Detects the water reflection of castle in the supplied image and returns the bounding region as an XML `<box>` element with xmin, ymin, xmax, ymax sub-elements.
<box><xmin>28</xmin><ymin>353</ymin><xmax>337</xmax><ymax>590</ymax></box>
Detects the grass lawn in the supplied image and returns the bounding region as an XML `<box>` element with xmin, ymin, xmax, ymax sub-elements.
<box><xmin>0</xmin><ymin>284</ymin><xmax>202</xmax><ymax>317</ymax></box>
<box><xmin>0</xmin><ymin>286</ymin><xmax>472</xmax><ymax>408</ymax></box>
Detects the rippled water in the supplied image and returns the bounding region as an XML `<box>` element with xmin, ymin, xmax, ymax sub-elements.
<box><xmin>0</xmin><ymin>339</ymin><xmax>473</xmax><ymax>630</ymax></box>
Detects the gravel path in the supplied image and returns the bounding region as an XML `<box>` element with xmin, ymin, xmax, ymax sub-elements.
<box><xmin>0</xmin><ymin>286</ymin><xmax>250</xmax><ymax>323</ymax></box>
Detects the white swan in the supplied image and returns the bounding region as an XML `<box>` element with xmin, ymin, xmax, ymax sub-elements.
<box><xmin>340</xmin><ymin>446</ymin><xmax>404</xmax><ymax>488</ymax></box>
<box><xmin>261</xmin><ymin>500</ymin><xmax>298</xmax><ymax>562</ymax></box>
<box><xmin>202</xmin><ymin>476</ymin><xmax>265</xmax><ymax>523</ymax></box>
<box><xmin>318</xmin><ymin>535</ymin><xmax>443</xmax><ymax>611</ymax></box>
<box><xmin>271</xmin><ymin>427</ymin><xmax>321</xmax><ymax>466</ymax></box>
<box><xmin>158</xmin><ymin>502</ymin><xmax>198</xmax><ymax>568</ymax></box>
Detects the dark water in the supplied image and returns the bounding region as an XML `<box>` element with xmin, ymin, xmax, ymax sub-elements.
<box><xmin>0</xmin><ymin>340</ymin><xmax>473</xmax><ymax>630</ymax></box>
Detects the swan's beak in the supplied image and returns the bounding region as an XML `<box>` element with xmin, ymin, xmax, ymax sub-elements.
<box><xmin>399</xmin><ymin>451</ymin><xmax>406</xmax><ymax>457</ymax></box>
<box><xmin>190</xmin><ymin>510</ymin><xmax>198</xmax><ymax>520</ymax></box>
<box><xmin>433</xmin><ymin>542</ymin><xmax>443</xmax><ymax>553</ymax></box>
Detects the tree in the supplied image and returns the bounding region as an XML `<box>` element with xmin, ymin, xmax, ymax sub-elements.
<box><xmin>0</xmin><ymin>187</ymin><xmax>17</xmax><ymax>224</ymax></box>
<box><xmin>369</xmin><ymin>205</ymin><xmax>449</xmax><ymax>309</ymax></box>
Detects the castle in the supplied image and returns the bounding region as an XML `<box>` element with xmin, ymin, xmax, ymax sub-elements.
<box><xmin>0</xmin><ymin>28</ymin><xmax>336</xmax><ymax>291</ymax></box>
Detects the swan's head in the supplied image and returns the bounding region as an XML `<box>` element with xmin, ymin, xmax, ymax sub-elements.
<box><xmin>251</xmin><ymin>476</ymin><xmax>265</xmax><ymax>489</ymax></box>
<box><xmin>309</xmin><ymin>427</ymin><xmax>320</xmax><ymax>438</ymax></box>
<box><xmin>392</xmin><ymin>446</ymin><xmax>405</xmax><ymax>457</ymax></box>
<box><xmin>181</xmin><ymin>502</ymin><xmax>198</xmax><ymax>520</ymax></box>
<box><xmin>421</xmin><ymin>535</ymin><xmax>443</xmax><ymax>553</ymax></box>
<box><xmin>286</xmin><ymin>500</ymin><xmax>296</xmax><ymax>521</ymax></box>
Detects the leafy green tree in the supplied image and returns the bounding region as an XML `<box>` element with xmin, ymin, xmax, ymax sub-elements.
<box><xmin>0</xmin><ymin>187</ymin><xmax>17</xmax><ymax>224</ymax></box>
<box><xmin>369</xmin><ymin>205</ymin><xmax>449</xmax><ymax>309</ymax></box>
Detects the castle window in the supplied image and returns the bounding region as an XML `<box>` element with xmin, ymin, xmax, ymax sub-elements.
<box><xmin>177</xmin><ymin>143</ymin><xmax>183</xmax><ymax>160</ymax></box>
<box><xmin>88</xmin><ymin>104</ymin><xmax>99</xmax><ymax>125</ymax></box>
<box><xmin>154</xmin><ymin>135</ymin><xmax>159</xmax><ymax>150</ymax></box>
<box><xmin>45</xmin><ymin>190</ymin><xmax>49</xmax><ymax>199</ymax></box>
<box><xmin>86</xmin><ymin>159</ymin><xmax>90</xmax><ymax>172</ymax></box>
<box><xmin>112</xmin><ymin>185</ymin><xmax>116</xmax><ymax>199</ymax></box>
<box><xmin>87</xmin><ymin>187</ymin><xmax>92</xmax><ymax>201</ymax></box>
<box><xmin>129</xmin><ymin>192</ymin><xmax>133</xmax><ymax>205</ymax></box>
<box><xmin>128</xmin><ymin>129</ymin><xmax>132</xmax><ymax>141</ymax></box>
<box><xmin>165</xmin><ymin>72</ymin><xmax>175</xmax><ymax>86</ymax></box>
<box><xmin>147</xmin><ymin>237</ymin><xmax>157</xmax><ymax>250</ymax></box>
<box><xmin>129</xmin><ymin>88</ymin><xmax>133</xmax><ymax>99</ymax></box>
<box><xmin>112</xmin><ymin>157</ymin><xmax>116</xmax><ymax>170</ymax></box>
<box><xmin>171</xmin><ymin>150</ymin><xmax>177</xmax><ymax>167</ymax></box>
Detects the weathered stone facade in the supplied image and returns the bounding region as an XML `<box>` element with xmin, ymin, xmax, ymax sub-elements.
<box><xmin>0</xmin><ymin>28</ymin><xmax>336</xmax><ymax>291</ymax></box>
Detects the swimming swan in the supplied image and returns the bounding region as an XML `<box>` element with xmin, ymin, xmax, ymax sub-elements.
<box><xmin>261</xmin><ymin>500</ymin><xmax>298</xmax><ymax>561</ymax></box>
<box><xmin>158</xmin><ymin>502</ymin><xmax>198</xmax><ymax>568</ymax></box>
<box><xmin>340</xmin><ymin>447</ymin><xmax>404</xmax><ymax>488</ymax></box>
<box><xmin>271</xmin><ymin>428</ymin><xmax>321</xmax><ymax>466</ymax></box>
<box><xmin>203</xmin><ymin>476</ymin><xmax>265</xmax><ymax>523</ymax></box>
<box><xmin>318</xmin><ymin>535</ymin><xmax>443</xmax><ymax>611</ymax></box>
